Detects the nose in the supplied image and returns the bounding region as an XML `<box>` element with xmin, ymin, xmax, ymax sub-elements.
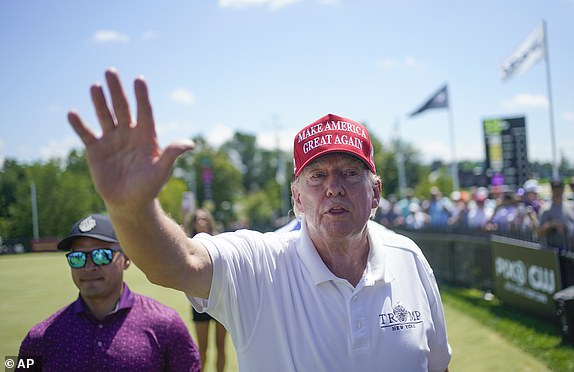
<box><xmin>326</xmin><ymin>173</ymin><xmax>346</xmax><ymax>197</ymax></box>
<box><xmin>82</xmin><ymin>255</ymin><xmax>98</xmax><ymax>270</ymax></box>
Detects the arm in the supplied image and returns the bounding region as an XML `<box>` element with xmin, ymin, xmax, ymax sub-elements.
<box><xmin>68</xmin><ymin>69</ymin><xmax>211</xmax><ymax>298</ymax></box>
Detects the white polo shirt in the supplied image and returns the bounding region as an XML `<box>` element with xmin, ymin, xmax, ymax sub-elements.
<box><xmin>189</xmin><ymin>220</ymin><xmax>451</xmax><ymax>372</ymax></box>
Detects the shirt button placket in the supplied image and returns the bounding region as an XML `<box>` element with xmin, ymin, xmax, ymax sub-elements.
<box><xmin>97</xmin><ymin>324</ymin><xmax>104</xmax><ymax>350</ymax></box>
<box><xmin>350</xmin><ymin>292</ymin><xmax>367</xmax><ymax>349</ymax></box>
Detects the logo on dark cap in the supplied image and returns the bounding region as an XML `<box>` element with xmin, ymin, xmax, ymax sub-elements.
<box><xmin>78</xmin><ymin>216</ymin><xmax>97</xmax><ymax>232</ymax></box>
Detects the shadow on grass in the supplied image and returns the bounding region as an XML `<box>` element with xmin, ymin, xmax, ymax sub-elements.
<box><xmin>440</xmin><ymin>283</ymin><xmax>574</xmax><ymax>372</ymax></box>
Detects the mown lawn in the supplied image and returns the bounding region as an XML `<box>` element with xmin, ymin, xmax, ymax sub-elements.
<box><xmin>441</xmin><ymin>285</ymin><xmax>574</xmax><ymax>372</ymax></box>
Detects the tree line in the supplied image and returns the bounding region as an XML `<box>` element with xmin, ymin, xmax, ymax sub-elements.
<box><xmin>1</xmin><ymin>125</ymin><xmax>571</xmax><ymax>248</ymax></box>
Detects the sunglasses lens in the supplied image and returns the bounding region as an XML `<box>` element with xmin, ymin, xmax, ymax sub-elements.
<box><xmin>66</xmin><ymin>248</ymin><xmax>115</xmax><ymax>268</ymax></box>
<box><xmin>67</xmin><ymin>252</ymin><xmax>87</xmax><ymax>268</ymax></box>
<box><xmin>92</xmin><ymin>249</ymin><xmax>113</xmax><ymax>266</ymax></box>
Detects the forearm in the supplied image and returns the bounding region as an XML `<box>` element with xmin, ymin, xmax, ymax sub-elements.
<box><xmin>107</xmin><ymin>199</ymin><xmax>212</xmax><ymax>297</ymax></box>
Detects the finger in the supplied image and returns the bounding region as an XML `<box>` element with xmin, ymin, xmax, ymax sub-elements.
<box><xmin>68</xmin><ymin>111</ymin><xmax>98</xmax><ymax>146</ymax></box>
<box><xmin>105</xmin><ymin>68</ymin><xmax>133</xmax><ymax>127</ymax></box>
<box><xmin>158</xmin><ymin>140</ymin><xmax>196</xmax><ymax>175</ymax></box>
<box><xmin>134</xmin><ymin>77</ymin><xmax>155</xmax><ymax>135</ymax></box>
<box><xmin>90</xmin><ymin>83</ymin><xmax>116</xmax><ymax>133</ymax></box>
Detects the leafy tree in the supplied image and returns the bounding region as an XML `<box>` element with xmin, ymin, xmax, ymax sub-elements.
<box><xmin>0</xmin><ymin>159</ymin><xmax>29</xmax><ymax>240</ymax></box>
<box><xmin>4</xmin><ymin>126</ymin><xmax>572</xmax><ymax>246</ymax></box>
<box><xmin>178</xmin><ymin>136</ymin><xmax>244</xmax><ymax>229</ymax></box>
<box><xmin>241</xmin><ymin>182</ymin><xmax>280</xmax><ymax>231</ymax></box>
<box><xmin>222</xmin><ymin>132</ymin><xmax>259</xmax><ymax>192</ymax></box>
<box><xmin>159</xmin><ymin>177</ymin><xmax>188</xmax><ymax>224</ymax></box>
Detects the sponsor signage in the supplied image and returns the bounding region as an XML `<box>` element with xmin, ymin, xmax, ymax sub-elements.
<box><xmin>483</xmin><ymin>117</ymin><xmax>529</xmax><ymax>191</ymax></box>
<box><xmin>492</xmin><ymin>235</ymin><xmax>561</xmax><ymax>319</ymax></box>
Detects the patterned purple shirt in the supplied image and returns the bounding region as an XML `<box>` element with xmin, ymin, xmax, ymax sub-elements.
<box><xmin>18</xmin><ymin>284</ymin><xmax>201</xmax><ymax>371</ymax></box>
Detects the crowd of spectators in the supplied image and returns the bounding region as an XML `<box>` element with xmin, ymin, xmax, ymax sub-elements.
<box><xmin>375</xmin><ymin>177</ymin><xmax>574</xmax><ymax>253</ymax></box>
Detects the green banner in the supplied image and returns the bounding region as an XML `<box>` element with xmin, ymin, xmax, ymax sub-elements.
<box><xmin>492</xmin><ymin>235</ymin><xmax>561</xmax><ymax>319</ymax></box>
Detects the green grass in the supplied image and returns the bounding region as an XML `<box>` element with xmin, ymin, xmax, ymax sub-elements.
<box><xmin>0</xmin><ymin>252</ymin><xmax>238</xmax><ymax>372</ymax></box>
<box><xmin>1</xmin><ymin>253</ymin><xmax>573</xmax><ymax>371</ymax></box>
<box><xmin>440</xmin><ymin>285</ymin><xmax>574</xmax><ymax>372</ymax></box>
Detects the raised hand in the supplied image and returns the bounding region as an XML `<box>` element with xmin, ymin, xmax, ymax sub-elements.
<box><xmin>68</xmin><ymin>69</ymin><xmax>194</xmax><ymax>210</ymax></box>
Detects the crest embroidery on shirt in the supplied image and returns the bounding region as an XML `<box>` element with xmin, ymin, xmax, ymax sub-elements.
<box><xmin>379</xmin><ymin>303</ymin><xmax>423</xmax><ymax>331</ymax></box>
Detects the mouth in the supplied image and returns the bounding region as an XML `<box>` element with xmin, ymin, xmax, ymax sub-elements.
<box><xmin>327</xmin><ymin>206</ymin><xmax>348</xmax><ymax>215</ymax></box>
<box><xmin>80</xmin><ymin>277</ymin><xmax>104</xmax><ymax>283</ymax></box>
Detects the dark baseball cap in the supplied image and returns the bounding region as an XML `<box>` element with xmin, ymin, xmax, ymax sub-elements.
<box><xmin>57</xmin><ymin>214</ymin><xmax>119</xmax><ymax>251</ymax></box>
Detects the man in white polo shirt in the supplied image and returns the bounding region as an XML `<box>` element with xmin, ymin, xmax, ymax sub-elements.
<box><xmin>68</xmin><ymin>69</ymin><xmax>451</xmax><ymax>372</ymax></box>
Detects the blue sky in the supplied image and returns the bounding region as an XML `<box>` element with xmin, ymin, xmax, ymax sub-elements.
<box><xmin>1</xmin><ymin>0</ymin><xmax>573</xmax><ymax>168</ymax></box>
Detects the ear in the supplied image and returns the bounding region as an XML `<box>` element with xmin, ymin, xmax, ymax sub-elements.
<box><xmin>122</xmin><ymin>256</ymin><xmax>131</xmax><ymax>270</ymax></box>
<box><xmin>372</xmin><ymin>179</ymin><xmax>382</xmax><ymax>209</ymax></box>
<box><xmin>291</xmin><ymin>182</ymin><xmax>304</xmax><ymax>213</ymax></box>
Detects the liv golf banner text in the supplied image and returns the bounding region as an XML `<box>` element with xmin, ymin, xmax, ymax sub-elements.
<box><xmin>492</xmin><ymin>235</ymin><xmax>561</xmax><ymax>319</ymax></box>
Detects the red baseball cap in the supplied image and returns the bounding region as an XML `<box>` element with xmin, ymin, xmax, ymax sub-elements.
<box><xmin>293</xmin><ymin>113</ymin><xmax>376</xmax><ymax>176</ymax></box>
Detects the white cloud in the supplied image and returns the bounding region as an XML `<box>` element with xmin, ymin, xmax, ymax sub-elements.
<box><xmin>161</xmin><ymin>121</ymin><xmax>293</xmax><ymax>152</ymax></box>
<box><xmin>156</xmin><ymin>120</ymin><xmax>194</xmax><ymax>138</ymax></box>
<box><xmin>170</xmin><ymin>89</ymin><xmax>196</xmax><ymax>105</ymax></box>
<box><xmin>268</xmin><ymin>0</ymin><xmax>301</xmax><ymax>9</ymax></box>
<box><xmin>39</xmin><ymin>136</ymin><xmax>82</xmax><ymax>161</ymax></box>
<box><xmin>218</xmin><ymin>0</ymin><xmax>301</xmax><ymax>10</ymax></box>
<box><xmin>203</xmin><ymin>124</ymin><xmax>295</xmax><ymax>152</ymax></box>
<box><xmin>92</xmin><ymin>30</ymin><xmax>130</xmax><ymax>44</ymax></box>
<box><xmin>404</xmin><ymin>55</ymin><xmax>419</xmax><ymax>67</ymax></box>
<box><xmin>562</xmin><ymin>112</ymin><xmax>574</xmax><ymax>121</ymax></box>
<box><xmin>257</xmin><ymin>128</ymin><xmax>297</xmax><ymax>152</ymax></box>
<box><xmin>376</xmin><ymin>58</ymin><xmax>396</xmax><ymax>70</ymax></box>
<box><xmin>206</xmin><ymin>124</ymin><xmax>235</xmax><ymax>147</ymax></box>
<box><xmin>501</xmin><ymin>93</ymin><xmax>548</xmax><ymax>111</ymax></box>
<box><xmin>141</xmin><ymin>30</ymin><xmax>160</xmax><ymax>42</ymax></box>
<box><xmin>376</xmin><ymin>56</ymin><xmax>421</xmax><ymax>70</ymax></box>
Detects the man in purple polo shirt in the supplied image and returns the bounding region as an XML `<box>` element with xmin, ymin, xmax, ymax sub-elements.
<box><xmin>17</xmin><ymin>214</ymin><xmax>201</xmax><ymax>371</ymax></box>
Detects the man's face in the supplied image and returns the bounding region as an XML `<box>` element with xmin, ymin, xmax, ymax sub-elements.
<box><xmin>292</xmin><ymin>153</ymin><xmax>380</xmax><ymax>239</ymax></box>
<box><xmin>525</xmin><ymin>191</ymin><xmax>537</xmax><ymax>202</ymax></box>
<box><xmin>193</xmin><ymin>210</ymin><xmax>212</xmax><ymax>234</ymax></box>
<box><xmin>69</xmin><ymin>237</ymin><xmax>127</xmax><ymax>301</ymax></box>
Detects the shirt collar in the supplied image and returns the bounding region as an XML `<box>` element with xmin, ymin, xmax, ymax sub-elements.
<box><xmin>296</xmin><ymin>220</ymin><xmax>337</xmax><ymax>285</ymax></box>
<box><xmin>72</xmin><ymin>283</ymin><xmax>135</xmax><ymax>317</ymax></box>
<box><xmin>365</xmin><ymin>220</ymin><xmax>395</xmax><ymax>284</ymax></box>
<box><xmin>296</xmin><ymin>219</ymin><xmax>394</xmax><ymax>286</ymax></box>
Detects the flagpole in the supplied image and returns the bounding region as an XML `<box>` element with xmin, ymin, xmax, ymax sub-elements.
<box><xmin>448</xmin><ymin>106</ymin><xmax>460</xmax><ymax>191</ymax></box>
<box><xmin>543</xmin><ymin>20</ymin><xmax>559</xmax><ymax>180</ymax></box>
<box><xmin>394</xmin><ymin>118</ymin><xmax>407</xmax><ymax>198</ymax></box>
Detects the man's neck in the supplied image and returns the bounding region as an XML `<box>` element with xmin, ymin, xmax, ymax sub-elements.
<box><xmin>311</xmin><ymin>230</ymin><xmax>370</xmax><ymax>287</ymax></box>
<box><xmin>82</xmin><ymin>286</ymin><xmax>124</xmax><ymax>321</ymax></box>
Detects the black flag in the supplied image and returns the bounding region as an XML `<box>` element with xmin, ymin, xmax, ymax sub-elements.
<box><xmin>409</xmin><ymin>84</ymin><xmax>449</xmax><ymax>118</ymax></box>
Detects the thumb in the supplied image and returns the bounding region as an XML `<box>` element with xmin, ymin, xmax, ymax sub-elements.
<box><xmin>157</xmin><ymin>139</ymin><xmax>195</xmax><ymax>173</ymax></box>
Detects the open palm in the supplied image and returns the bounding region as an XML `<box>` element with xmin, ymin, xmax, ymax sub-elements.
<box><xmin>68</xmin><ymin>69</ymin><xmax>194</xmax><ymax>209</ymax></box>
